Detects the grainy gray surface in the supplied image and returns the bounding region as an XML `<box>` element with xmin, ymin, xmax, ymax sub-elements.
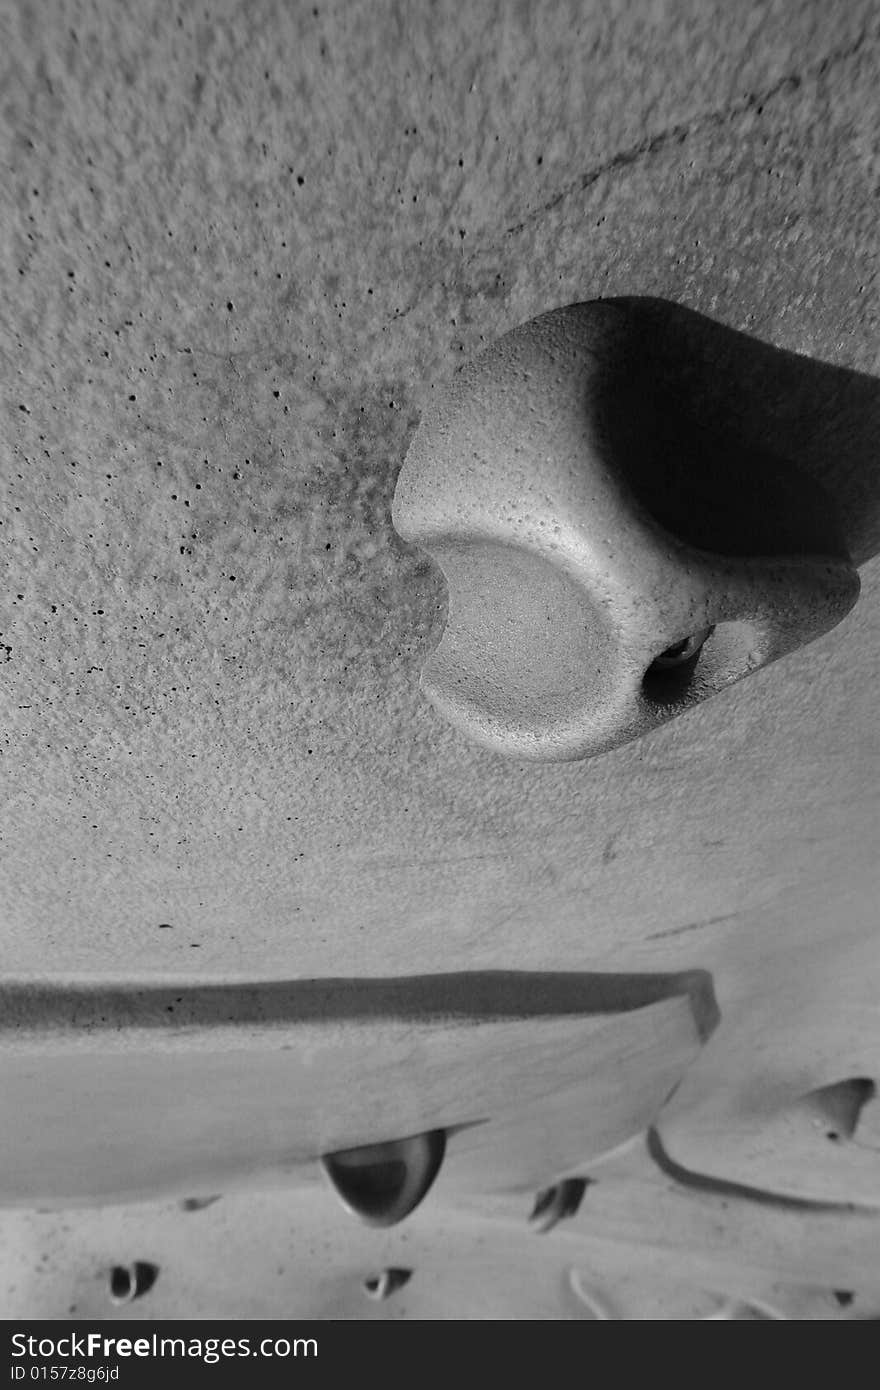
<box><xmin>2</xmin><ymin>0</ymin><xmax>880</xmax><ymax>1319</ymax></box>
<box><xmin>2</xmin><ymin>0</ymin><xmax>878</xmax><ymax>983</ymax></box>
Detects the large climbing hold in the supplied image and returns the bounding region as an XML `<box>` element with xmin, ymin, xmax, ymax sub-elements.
<box><xmin>392</xmin><ymin>300</ymin><xmax>860</xmax><ymax>761</ymax></box>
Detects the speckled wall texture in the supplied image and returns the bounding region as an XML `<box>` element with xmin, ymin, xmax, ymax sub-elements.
<box><xmin>2</xmin><ymin>0</ymin><xmax>879</xmax><ymax>995</ymax></box>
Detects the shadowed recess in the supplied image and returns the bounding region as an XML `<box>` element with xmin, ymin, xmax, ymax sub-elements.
<box><xmin>604</xmin><ymin>297</ymin><xmax>880</xmax><ymax>566</ymax></box>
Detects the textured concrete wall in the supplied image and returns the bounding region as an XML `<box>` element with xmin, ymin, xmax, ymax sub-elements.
<box><xmin>3</xmin><ymin>0</ymin><xmax>878</xmax><ymax>987</ymax></box>
<box><xmin>2</xmin><ymin>0</ymin><xmax>880</xmax><ymax>1318</ymax></box>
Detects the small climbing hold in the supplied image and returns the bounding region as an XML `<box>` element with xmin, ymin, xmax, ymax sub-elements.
<box><xmin>363</xmin><ymin>1268</ymin><xmax>412</xmax><ymax>1301</ymax></box>
<box><xmin>529</xmin><ymin>1177</ymin><xmax>589</xmax><ymax>1233</ymax></box>
<box><xmin>805</xmin><ymin>1077</ymin><xmax>876</xmax><ymax>1142</ymax></box>
<box><xmin>108</xmin><ymin>1261</ymin><xmax>159</xmax><ymax>1304</ymax></box>
<box><xmin>321</xmin><ymin>1130</ymin><xmax>446</xmax><ymax>1227</ymax></box>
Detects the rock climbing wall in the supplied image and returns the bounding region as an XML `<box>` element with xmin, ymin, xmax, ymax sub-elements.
<box><xmin>1</xmin><ymin>0</ymin><xmax>879</xmax><ymax>1318</ymax></box>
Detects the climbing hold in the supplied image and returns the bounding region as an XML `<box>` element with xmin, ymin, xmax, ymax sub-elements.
<box><xmin>321</xmin><ymin>1130</ymin><xmax>446</xmax><ymax>1227</ymax></box>
<box><xmin>363</xmin><ymin>1267</ymin><xmax>413</xmax><ymax>1300</ymax></box>
<box><xmin>393</xmin><ymin>300</ymin><xmax>859</xmax><ymax>760</ymax></box>
<box><xmin>528</xmin><ymin>1177</ymin><xmax>589</xmax><ymax>1232</ymax></box>
<box><xmin>108</xmin><ymin>1261</ymin><xmax>159</xmax><ymax>1304</ymax></box>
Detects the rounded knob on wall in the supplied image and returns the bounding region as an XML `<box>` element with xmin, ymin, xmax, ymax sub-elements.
<box><xmin>321</xmin><ymin>1130</ymin><xmax>446</xmax><ymax>1227</ymax></box>
<box><xmin>392</xmin><ymin>301</ymin><xmax>860</xmax><ymax>762</ymax></box>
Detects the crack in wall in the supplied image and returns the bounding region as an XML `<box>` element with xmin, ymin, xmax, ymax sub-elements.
<box><xmin>503</xmin><ymin>27</ymin><xmax>871</xmax><ymax>239</ymax></box>
<box><xmin>646</xmin><ymin>1125</ymin><xmax>878</xmax><ymax>1214</ymax></box>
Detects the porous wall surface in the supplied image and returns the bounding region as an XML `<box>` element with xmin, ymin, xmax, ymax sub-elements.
<box><xmin>3</xmin><ymin>0</ymin><xmax>880</xmax><ymax>1320</ymax></box>
<box><xmin>2</xmin><ymin>0</ymin><xmax>878</xmax><ymax>989</ymax></box>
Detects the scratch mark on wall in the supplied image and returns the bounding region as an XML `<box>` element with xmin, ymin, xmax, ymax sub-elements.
<box><xmin>646</xmin><ymin>913</ymin><xmax>739</xmax><ymax>942</ymax></box>
<box><xmin>503</xmin><ymin>28</ymin><xmax>870</xmax><ymax>238</ymax></box>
